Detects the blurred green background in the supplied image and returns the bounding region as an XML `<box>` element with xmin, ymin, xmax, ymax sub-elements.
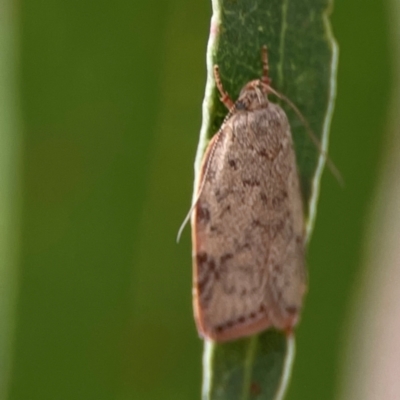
<box><xmin>0</xmin><ymin>0</ymin><xmax>391</xmax><ymax>399</ymax></box>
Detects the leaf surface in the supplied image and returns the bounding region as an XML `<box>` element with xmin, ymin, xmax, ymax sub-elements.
<box><xmin>196</xmin><ymin>0</ymin><xmax>338</xmax><ymax>399</ymax></box>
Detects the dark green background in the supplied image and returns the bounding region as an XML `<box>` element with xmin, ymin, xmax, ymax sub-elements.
<box><xmin>2</xmin><ymin>0</ymin><xmax>390</xmax><ymax>399</ymax></box>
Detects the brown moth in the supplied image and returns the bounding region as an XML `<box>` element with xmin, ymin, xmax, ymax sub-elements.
<box><xmin>191</xmin><ymin>47</ymin><xmax>307</xmax><ymax>342</ymax></box>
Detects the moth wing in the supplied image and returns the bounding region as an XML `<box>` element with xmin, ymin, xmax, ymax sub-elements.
<box><xmin>191</xmin><ymin>104</ymin><xmax>306</xmax><ymax>342</ymax></box>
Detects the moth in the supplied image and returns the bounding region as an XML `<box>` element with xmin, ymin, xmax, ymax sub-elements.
<box><xmin>191</xmin><ymin>47</ymin><xmax>307</xmax><ymax>342</ymax></box>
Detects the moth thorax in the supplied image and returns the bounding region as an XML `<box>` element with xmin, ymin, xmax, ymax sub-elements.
<box><xmin>236</xmin><ymin>79</ymin><xmax>269</xmax><ymax>111</ymax></box>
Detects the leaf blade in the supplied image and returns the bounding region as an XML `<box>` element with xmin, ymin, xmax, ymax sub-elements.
<box><xmin>196</xmin><ymin>0</ymin><xmax>338</xmax><ymax>399</ymax></box>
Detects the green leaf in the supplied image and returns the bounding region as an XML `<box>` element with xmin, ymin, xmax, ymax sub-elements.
<box><xmin>0</xmin><ymin>2</ymin><xmax>21</xmax><ymax>398</ymax></box>
<box><xmin>203</xmin><ymin>332</ymin><xmax>295</xmax><ymax>400</ymax></box>
<box><xmin>195</xmin><ymin>0</ymin><xmax>338</xmax><ymax>399</ymax></box>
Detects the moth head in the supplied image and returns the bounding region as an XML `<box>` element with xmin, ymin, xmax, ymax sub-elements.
<box><xmin>235</xmin><ymin>80</ymin><xmax>271</xmax><ymax>111</ymax></box>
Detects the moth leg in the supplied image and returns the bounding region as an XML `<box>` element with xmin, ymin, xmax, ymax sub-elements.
<box><xmin>213</xmin><ymin>65</ymin><xmax>234</xmax><ymax>110</ymax></box>
<box><xmin>261</xmin><ymin>45</ymin><xmax>272</xmax><ymax>86</ymax></box>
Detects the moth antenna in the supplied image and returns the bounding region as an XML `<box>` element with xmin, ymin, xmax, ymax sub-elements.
<box><xmin>267</xmin><ymin>86</ymin><xmax>344</xmax><ymax>187</ymax></box>
<box><xmin>261</xmin><ymin>45</ymin><xmax>271</xmax><ymax>86</ymax></box>
<box><xmin>214</xmin><ymin>65</ymin><xmax>235</xmax><ymax>110</ymax></box>
<box><xmin>177</xmin><ymin>131</ymin><xmax>224</xmax><ymax>243</ymax></box>
<box><xmin>177</xmin><ymin>68</ymin><xmax>236</xmax><ymax>243</ymax></box>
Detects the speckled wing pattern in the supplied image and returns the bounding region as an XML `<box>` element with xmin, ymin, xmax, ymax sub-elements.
<box><xmin>191</xmin><ymin>102</ymin><xmax>307</xmax><ymax>342</ymax></box>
